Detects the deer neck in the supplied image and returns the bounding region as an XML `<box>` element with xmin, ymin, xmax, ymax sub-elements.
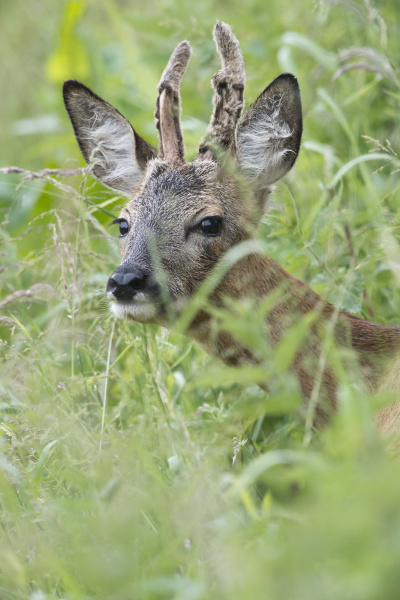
<box><xmin>188</xmin><ymin>252</ymin><xmax>400</xmax><ymax>424</ymax></box>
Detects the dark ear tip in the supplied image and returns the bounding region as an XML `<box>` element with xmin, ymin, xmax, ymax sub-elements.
<box><xmin>267</xmin><ymin>73</ymin><xmax>301</xmax><ymax>112</ymax></box>
<box><xmin>273</xmin><ymin>72</ymin><xmax>300</xmax><ymax>89</ymax></box>
<box><xmin>63</xmin><ymin>80</ymin><xmax>82</xmax><ymax>105</ymax></box>
<box><xmin>63</xmin><ymin>79</ymin><xmax>99</xmax><ymax>102</ymax></box>
<box><xmin>63</xmin><ymin>79</ymin><xmax>81</xmax><ymax>91</ymax></box>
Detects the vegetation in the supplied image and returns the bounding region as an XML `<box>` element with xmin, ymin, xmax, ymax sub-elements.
<box><xmin>1</xmin><ymin>0</ymin><xmax>400</xmax><ymax>598</ymax></box>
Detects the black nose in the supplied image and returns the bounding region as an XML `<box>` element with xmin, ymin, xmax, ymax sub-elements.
<box><xmin>106</xmin><ymin>264</ymin><xmax>147</xmax><ymax>301</ymax></box>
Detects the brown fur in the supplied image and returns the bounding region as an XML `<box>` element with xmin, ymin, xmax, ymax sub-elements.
<box><xmin>63</xmin><ymin>22</ymin><xmax>400</xmax><ymax>435</ymax></box>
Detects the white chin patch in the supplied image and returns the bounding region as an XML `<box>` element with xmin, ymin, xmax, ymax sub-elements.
<box><xmin>109</xmin><ymin>297</ymin><xmax>158</xmax><ymax>324</ymax></box>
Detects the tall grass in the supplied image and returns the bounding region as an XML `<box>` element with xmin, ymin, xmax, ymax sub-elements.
<box><xmin>1</xmin><ymin>0</ymin><xmax>400</xmax><ymax>598</ymax></box>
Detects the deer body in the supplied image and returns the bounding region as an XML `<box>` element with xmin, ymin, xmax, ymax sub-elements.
<box><xmin>63</xmin><ymin>22</ymin><xmax>400</xmax><ymax>433</ymax></box>
<box><xmin>187</xmin><ymin>251</ymin><xmax>400</xmax><ymax>428</ymax></box>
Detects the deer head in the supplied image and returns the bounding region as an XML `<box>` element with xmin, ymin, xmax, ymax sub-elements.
<box><xmin>63</xmin><ymin>22</ymin><xmax>302</xmax><ymax>328</ymax></box>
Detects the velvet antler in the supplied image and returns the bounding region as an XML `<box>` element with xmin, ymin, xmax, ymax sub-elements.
<box><xmin>199</xmin><ymin>21</ymin><xmax>245</xmax><ymax>157</ymax></box>
<box><xmin>155</xmin><ymin>41</ymin><xmax>192</xmax><ymax>162</ymax></box>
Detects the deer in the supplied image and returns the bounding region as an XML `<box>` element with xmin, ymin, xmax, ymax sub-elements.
<box><xmin>63</xmin><ymin>22</ymin><xmax>400</xmax><ymax>434</ymax></box>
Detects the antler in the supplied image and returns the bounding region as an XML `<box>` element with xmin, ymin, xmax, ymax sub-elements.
<box><xmin>199</xmin><ymin>22</ymin><xmax>245</xmax><ymax>158</ymax></box>
<box><xmin>155</xmin><ymin>41</ymin><xmax>192</xmax><ymax>163</ymax></box>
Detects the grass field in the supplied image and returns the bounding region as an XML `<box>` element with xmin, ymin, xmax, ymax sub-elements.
<box><xmin>1</xmin><ymin>0</ymin><xmax>400</xmax><ymax>598</ymax></box>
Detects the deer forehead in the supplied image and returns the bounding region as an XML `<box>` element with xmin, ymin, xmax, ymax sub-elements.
<box><xmin>122</xmin><ymin>159</ymin><xmax>234</xmax><ymax>226</ymax></box>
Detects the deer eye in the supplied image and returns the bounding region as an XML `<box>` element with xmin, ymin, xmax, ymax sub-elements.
<box><xmin>199</xmin><ymin>217</ymin><xmax>223</xmax><ymax>236</ymax></box>
<box><xmin>110</xmin><ymin>218</ymin><xmax>129</xmax><ymax>237</ymax></box>
<box><xmin>118</xmin><ymin>219</ymin><xmax>129</xmax><ymax>236</ymax></box>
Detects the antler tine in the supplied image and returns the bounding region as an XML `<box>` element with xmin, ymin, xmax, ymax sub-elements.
<box><xmin>155</xmin><ymin>41</ymin><xmax>192</xmax><ymax>163</ymax></box>
<box><xmin>199</xmin><ymin>21</ymin><xmax>245</xmax><ymax>158</ymax></box>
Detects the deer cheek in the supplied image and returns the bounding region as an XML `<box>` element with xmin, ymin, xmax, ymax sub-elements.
<box><xmin>119</xmin><ymin>239</ymin><xmax>130</xmax><ymax>260</ymax></box>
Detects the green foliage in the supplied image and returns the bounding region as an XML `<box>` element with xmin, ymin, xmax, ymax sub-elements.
<box><xmin>1</xmin><ymin>0</ymin><xmax>400</xmax><ymax>598</ymax></box>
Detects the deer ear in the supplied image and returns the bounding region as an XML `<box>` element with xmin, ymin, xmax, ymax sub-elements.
<box><xmin>236</xmin><ymin>73</ymin><xmax>302</xmax><ymax>187</ymax></box>
<box><xmin>63</xmin><ymin>80</ymin><xmax>156</xmax><ymax>195</ymax></box>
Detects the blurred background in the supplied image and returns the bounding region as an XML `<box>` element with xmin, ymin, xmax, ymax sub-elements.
<box><xmin>1</xmin><ymin>1</ymin><xmax>400</xmax><ymax>599</ymax></box>
<box><xmin>2</xmin><ymin>0</ymin><xmax>399</xmax><ymax>166</ymax></box>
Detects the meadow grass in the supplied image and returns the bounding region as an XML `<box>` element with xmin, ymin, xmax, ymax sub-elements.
<box><xmin>1</xmin><ymin>0</ymin><xmax>400</xmax><ymax>598</ymax></box>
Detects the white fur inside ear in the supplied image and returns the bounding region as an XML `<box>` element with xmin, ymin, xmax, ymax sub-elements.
<box><xmin>237</xmin><ymin>93</ymin><xmax>294</xmax><ymax>187</ymax></box>
<box><xmin>82</xmin><ymin>109</ymin><xmax>143</xmax><ymax>195</ymax></box>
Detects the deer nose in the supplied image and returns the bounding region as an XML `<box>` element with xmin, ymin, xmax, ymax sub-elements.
<box><xmin>106</xmin><ymin>264</ymin><xmax>147</xmax><ymax>301</ymax></box>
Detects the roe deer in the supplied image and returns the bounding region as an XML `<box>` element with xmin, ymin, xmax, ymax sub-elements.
<box><xmin>63</xmin><ymin>22</ymin><xmax>400</xmax><ymax>433</ymax></box>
